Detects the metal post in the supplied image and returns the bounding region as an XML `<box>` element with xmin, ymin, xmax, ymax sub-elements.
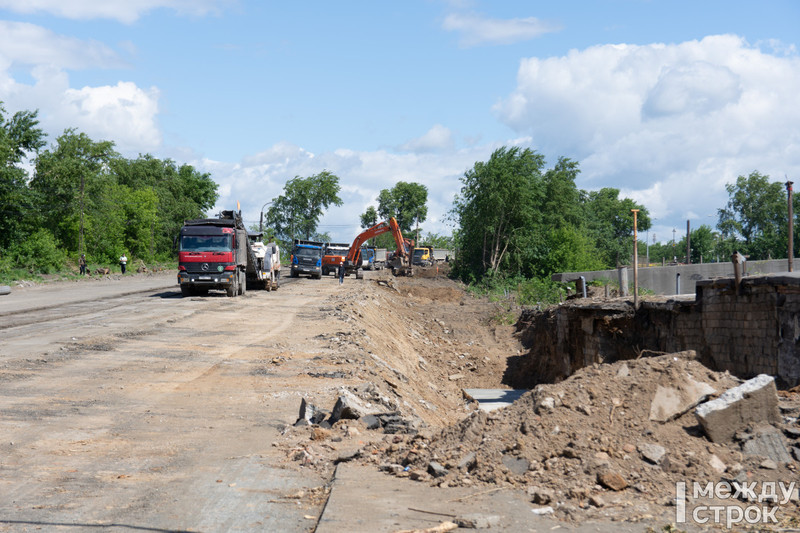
<box><xmin>686</xmin><ymin>219</ymin><xmax>691</xmax><ymax>265</ymax></box>
<box><xmin>787</xmin><ymin>181</ymin><xmax>794</xmax><ymax>272</ymax></box>
<box><xmin>259</xmin><ymin>200</ymin><xmax>273</xmax><ymax>233</ymax></box>
<box><xmin>579</xmin><ymin>276</ymin><xmax>587</xmax><ymax>298</ymax></box>
<box><xmin>632</xmin><ymin>209</ymin><xmax>639</xmax><ymax>308</ymax></box>
<box><xmin>676</xmin><ymin>273</ymin><xmax>681</xmax><ymax>294</ymax></box>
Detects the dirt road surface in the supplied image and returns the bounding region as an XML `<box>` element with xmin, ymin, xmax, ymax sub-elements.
<box><xmin>1</xmin><ymin>271</ymin><xmax>335</xmax><ymax>532</ymax></box>
<box><xmin>0</xmin><ymin>269</ymin><xmax>700</xmax><ymax>532</ymax></box>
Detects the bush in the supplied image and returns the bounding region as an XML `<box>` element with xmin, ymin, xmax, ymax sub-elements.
<box><xmin>6</xmin><ymin>229</ymin><xmax>67</xmax><ymax>274</ymax></box>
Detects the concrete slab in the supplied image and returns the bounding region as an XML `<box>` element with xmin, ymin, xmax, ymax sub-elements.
<box><xmin>316</xmin><ymin>464</ymin><xmax>703</xmax><ymax>533</ymax></box>
<box><xmin>463</xmin><ymin>388</ymin><xmax>528</xmax><ymax>411</ymax></box>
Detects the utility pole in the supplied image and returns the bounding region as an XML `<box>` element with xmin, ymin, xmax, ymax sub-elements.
<box><xmin>787</xmin><ymin>181</ymin><xmax>794</xmax><ymax>272</ymax></box>
<box><xmin>686</xmin><ymin>219</ymin><xmax>691</xmax><ymax>264</ymax></box>
<box><xmin>259</xmin><ymin>200</ymin><xmax>273</xmax><ymax>234</ymax></box>
<box><xmin>632</xmin><ymin>209</ymin><xmax>639</xmax><ymax>309</ymax></box>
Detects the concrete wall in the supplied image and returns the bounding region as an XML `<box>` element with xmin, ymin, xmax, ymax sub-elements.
<box><xmin>514</xmin><ymin>272</ymin><xmax>800</xmax><ymax>388</ymax></box>
<box><xmin>552</xmin><ymin>258</ymin><xmax>797</xmax><ymax>295</ymax></box>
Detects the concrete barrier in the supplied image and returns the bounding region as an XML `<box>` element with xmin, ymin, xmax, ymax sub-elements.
<box><xmin>553</xmin><ymin>258</ymin><xmax>796</xmax><ymax>296</ymax></box>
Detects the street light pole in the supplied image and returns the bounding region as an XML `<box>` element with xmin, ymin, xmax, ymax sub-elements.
<box><xmin>259</xmin><ymin>201</ymin><xmax>273</xmax><ymax>233</ymax></box>
<box><xmin>632</xmin><ymin>209</ymin><xmax>640</xmax><ymax>309</ymax></box>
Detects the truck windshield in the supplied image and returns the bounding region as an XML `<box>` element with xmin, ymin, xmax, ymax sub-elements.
<box><xmin>181</xmin><ymin>235</ymin><xmax>232</xmax><ymax>252</ymax></box>
<box><xmin>327</xmin><ymin>248</ymin><xmax>349</xmax><ymax>257</ymax></box>
<box><xmin>295</xmin><ymin>247</ymin><xmax>320</xmax><ymax>257</ymax></box>
<box><xmin>413</xmin><ymin>249</ymin><xmax>424</xmax><ymax>260</ymax></box>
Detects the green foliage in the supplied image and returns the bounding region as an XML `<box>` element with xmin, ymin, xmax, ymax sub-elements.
<box><xmin>541</xmin><ymin>226</ymin><xmax>605</xmax><ymax>275</ymax></box>
<box><xmin>360</xmin><ymin>206</ymin><xmax>378</xmax><ymax>229</ymax></box>
<box><xmin>266</xmin><ymin>170</ymin><xmax>343</xmax><ymax>241</ymax></box>
<box><xmin>717</xmin><ymin>171</ymin><xmax>790</xmax><ymax>260</ymax></box>
<box><xmin>376</xmin><ymin>181</ymin><xmax>428</xmax><ymax>235</ymax></box>
<box><xmin>582</xmin><ymin>187</ymin><xmax>650</xmax><ymax>266</ymax></box>
<box><xmin>420</xmin><ymin>232</ymin><xmax>454</xmax><ymax>249</ymax></box>
<box><xmin>0</xmin><ymin>104</ymin><xmax>46</xmax><ymax>250</ymax></box>
<box><xmin>5</xmin><ymin>228</ymin><xmax>66</xmax><ymax>274</ymax></box>
<box><xmin>451</xmin><ymin>146</ymin><xmax>546</xmax><ymax>280</ymax></box>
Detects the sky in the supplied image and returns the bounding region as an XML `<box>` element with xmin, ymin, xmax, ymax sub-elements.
<box><xmin>0</xmin><ymin>0</ymin><xmax>799</xmax><ymax>245</ymax></box>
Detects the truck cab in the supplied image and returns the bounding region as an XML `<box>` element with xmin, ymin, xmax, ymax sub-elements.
<box><xmin>412</xmin><ymin>246</ymin><xmax>434</xmax><ymax>267</ymax></box>
<box><xmin>321</xmin><ymin>242</ymin><xmax>350</xmax><ymax>276</ymax></box>
<box><xmin>291</xmin><ymin>239</ymin><xmax>324</xmax><ymax>279</ymax></box>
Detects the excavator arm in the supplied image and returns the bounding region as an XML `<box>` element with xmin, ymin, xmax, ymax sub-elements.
<box><xmin>345</xmin><ymin>217</ymin><xmax>413</xmax><ymax>275</ymax></box>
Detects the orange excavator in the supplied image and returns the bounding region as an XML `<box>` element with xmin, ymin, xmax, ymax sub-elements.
<box><xmin>344</xmin><ymin>217</ymin><xmax>414</xmax><ymax>278</ymax></box>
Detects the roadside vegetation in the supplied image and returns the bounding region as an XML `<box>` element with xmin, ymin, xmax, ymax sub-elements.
<box><xmin>0</xmin><ymin>102</ymin><xmax>792</xmax><ymax>301</ymax></box>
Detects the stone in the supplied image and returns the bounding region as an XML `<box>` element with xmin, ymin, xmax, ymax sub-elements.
<box><xmin>335</xmin><ymin>448</ymin><xmax>362</xmax><ymax>463</ymax></box>
<box><xmin>709</xmin><ymin>454</ymin><xmax>727</xmax><ymax>474</ymax></box>
<box><xmin>695</xmin><ymin>375</ymin><xmax>781</xmax><ymax>442</ymax></box>
<box><xmin>501</xmin><ymin>455</ymin><xmax>530</xmax><ymax>475</ymax></box>
<box><xmin>616</xmin><ymin>363</ymin><xmax>630</xmax><ymax>378</ymax></box>
<box><xmin>528</xmin><ymin>487</ymin><xmax>554</xmax><ymax>504</ymax></box>
<box><xmin>649</xmin><ymin>378</ymin><xmax>716</xmax><ymax>423</ymax></box>
<box><xmin>298</xmin><ymin>398</ymin><xmax>327</xmax><ymax>425</ymax></box>
<box><xmin>792</xmin><ymin>447</ymin><xmax>800</xmax><ymax>462</ymax></box>
<box><xmin>427</xmin><ymin>461</ymin><xmax>448</xmax><ymax>478</ymax></box>
<box><xmin>597</xmin><ymin>471</ymin><xmax>628</xmax><ymax>491</ymax></box>
<box><xmin>536</xmin><ymin>396</ymin><xmax>556</xmax><ymax>412</ymax></box>
<box><xmin>783</xmin><ymin>427</ymin><xmax>800</xmax><ymax>439</ymax></box>
<box><xmin>741</xmin><ymin>426</ymin><xmax>793</xmax><ymax>463</ymax></box>
<box><xmin>637</xmin><ymin>443</ymin><xmax>666</xmax><ymax>465</ymax></box>
<box><xmin>330</xmin><ymin>389</ymin><xmax>372</xmax><ymax>422</ymax></box>
<box><xmin>360</xmin><ymin>414</ymin><xmax>382</xmax><ymax>430</ymax></box>
<box><xmin>448</xmin><ymin>373</ymin><xmax>465</xmax><ymax>381</ymax></box>
<box><xmin>589</xmin><ymin>494</ymin><xmax>605</xmax><ymax>507</ymax></box>
<box><xmin>457</xmin><ymin>451</ymin><xmax>477</xmax><ymax>470</ymax></box>
<box><xmin>455</xmin><ymin>514</ymin><xmax>501</xmax><ymax>529</ymax></box>
<box><xmin>760</xmin><ymin>458</ymin><xmax>778</xmax><ymax>470</ymax></box>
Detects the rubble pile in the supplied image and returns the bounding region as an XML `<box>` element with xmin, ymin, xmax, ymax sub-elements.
<box><xmin>378</xmin><ymin>353</ymin><xmax>800</xmax><ymax>521</ymax></box>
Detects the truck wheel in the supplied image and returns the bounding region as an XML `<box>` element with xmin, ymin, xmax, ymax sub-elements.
<box><xmin>180</xmin><ymin>285</ymin><xmax>193</xmax><ymax>297</ymax></box>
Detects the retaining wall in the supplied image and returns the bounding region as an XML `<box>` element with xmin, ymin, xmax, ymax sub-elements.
<box><xmin>512</xmin><ymin>272</ymin><xmax>800</xmax><ymax>388</ymax></box>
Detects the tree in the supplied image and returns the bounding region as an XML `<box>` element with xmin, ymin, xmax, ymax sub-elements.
<box><xmin>0</xmin><ymin>104</ymin><xmax>46</xmax><ymax>250</ymax></box>
<box><xmin>30</xmin><ymin>130</ymin><xmax>117</xmax><ymax>255</ymax></box>
<box><xmin>266</xmin><ymin>171</ymin><xmax>342</xmax><ymax>242</ymax></box>
<box><xmin>582</xmin><ymin>188</ymin><xmax>650</xmax><ymax>267</ymax></box>
<box><xmin>717</xmin><ymin>171</ymin><xmax>788</xmax><ymax>260</ymax></box>
<box><xmin>450</xmin><ymin>146</ymin><xmax>546</xmax><ymax>281</ymax></box>
<box><xmin>360</xmin><ymin>206</ymin><xmax>378</xmax><ymax>229</ymax></box>
<box><xmin>376</xmin><ymin>181</ymin><xmax>428</xmax><ymax>236</ymax></box>
<box><xmin>110</xmin><ymin>155</ymin><xmax>218</xmax><ymax>259</ymax></box>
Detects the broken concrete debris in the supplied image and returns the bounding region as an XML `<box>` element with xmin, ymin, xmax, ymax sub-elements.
<box><xmin>649</xmin><ymin>377</ymin><xmax>716</xmax><ymax>423</ymax></box>
<box><xmin>695</xmin><ymin>374</ymin><xmax>781</xmax><ymax>442</ymax></box>
<box><xmin>295</xmin><ymin>387</ymin><xmax>422</xmax><ymax>434</ymax></box>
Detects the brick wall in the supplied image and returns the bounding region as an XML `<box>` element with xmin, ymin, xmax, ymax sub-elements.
<box><xmin>513</xmin><ymin>273</ymin><xmax>800</xmax><ymax>388</ymax></box>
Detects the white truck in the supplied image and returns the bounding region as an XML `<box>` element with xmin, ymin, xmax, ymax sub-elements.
<box><xmin>249</xmin><ymin>233</ymin><xmax>281</xmax><ymax>290</ymax></box>
<box><xmin>373</xmin><ymin>248</ymin><xmax>387</xmax><ymax>270</ymax></box>
<box><xmin>433</xmin><ymin>248</ymin><xmax>452</xmax><ymax>263</ymax></box>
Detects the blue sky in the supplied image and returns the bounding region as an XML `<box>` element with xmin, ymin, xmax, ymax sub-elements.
<box><xmin>1</xmin><ymin>1</ymin><xmax>799</xmax><ymax>245</ymax></box>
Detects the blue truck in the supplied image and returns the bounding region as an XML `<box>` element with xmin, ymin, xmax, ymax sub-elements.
<box><xmin>290</xmin><ymin>239</ymin><xmax>324</xmax><ymax>279</ymax></box>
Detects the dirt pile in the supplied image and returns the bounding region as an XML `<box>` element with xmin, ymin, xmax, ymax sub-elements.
<box><xmin>378</xmin><ymin>353</ymin><xmax>800</xmax><ymax>522</ymax></box>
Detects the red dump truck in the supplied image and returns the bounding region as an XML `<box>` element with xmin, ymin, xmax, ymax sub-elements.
<box><xmin>177</xmin><ymin>210</ymin><xmax>270</xmax><ymax>297</ymax></box>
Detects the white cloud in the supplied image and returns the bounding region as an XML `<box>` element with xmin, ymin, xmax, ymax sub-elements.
<box><xmin>0</xmin><ymin>0</ymin><xmax>230</xmax><ymax>24</ymax></box>
<box><xmin>494</xmin><ymin>34</ymin><xmax>800</xmax><ymax>227</ymax></box>
<box><xmin>443</xmin><ymin>12</ymin><xmax>561</xmax><ymax>47</ymax></box>
<box><xmin>0</xmin><ymin>21</ymin><xmax>123</xmax><ymax>69</ymax></box>
<box><xmin>58</xmin><ymin>82</ymin><xmax>161</xmax><ymax>151</ymax></box>
<box><xmin>199</xmin><ymin>141</ymin><xmax>502</xmax><ymax>241</ymax></box>
<box><xmin>0</xmin><ymin>21</ymin><xmax>161</xmax><ymax>154</ymax></box>
<box><xmin>398</xmin><ymin>124</ymin><xmax>454</xmax><ymax>153</ymax></box>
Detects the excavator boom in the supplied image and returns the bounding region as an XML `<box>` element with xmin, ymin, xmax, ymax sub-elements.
<box><xmin>345</xmin><ymin>217</ymin><xmax>414</xmax><ymax>276</ymax></box>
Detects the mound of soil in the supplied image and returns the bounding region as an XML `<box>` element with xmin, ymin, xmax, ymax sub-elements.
<box><xmin>378</xmin><ymin>353</ymin><xmax>800</xmax><ymax>522</ymax></box>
